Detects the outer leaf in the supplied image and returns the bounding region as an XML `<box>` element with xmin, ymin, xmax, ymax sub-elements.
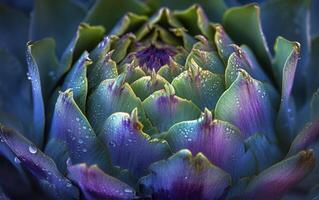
<box><xmin>157</xmin><ymin>0</ymin><xmax>228</xmax><ymax>22</ymax></box>
<box><xmin>27</xmin><ymin>38</ymin><xmax>61</xmax><ymax>100</ymax></box>
<box><xmin>274</xmin><ymin>37</ymin><xmax>300</xmax><ymax>149</ymax></box>
<box><xmin>0</xmin><ymin>125</ymin><xmax>79</xmax><ymax>199</ymax></box>
<box><xmin>307</xmin><ymin>37</ymin><xmax>319</xmax><ymax>96</ymax></box>
<box><xmin>60</xmin><ymin>23</ymin><xmax>105</xmax><ymax>76</ymax></box>
<box><xmin>85</xmin><ymin>0</ymin><xmax>150</xmax><ymax>33</ymax></box>
<box><xmin>30</xmin><ymin>0</ymin><xmax>86</xmax><ymax>56</ymax></box>
<box><xmin>0</xmin><ymin>49</ymin><xmax>31</xmax><ymax>134</ymax></box>
<box><xmin>311</xmin><ymin>89</ymin><xmax>319</xmax><ymax>119</ymax></box>
<box><xmin>166</xmin><ymin>109</ymin><xmax>256</xmax><ymax>179</ymax></box>
<box><xmin>261</xmin><ymin>0</ymin><xmax>310</xmax><ymax>84</ymax></box>
<box><xmin>288</xmin><ymin>118</ymin><xmax>319</xmax><ymax>156</ymax></box>
<box><xmin>0</xmin><ymin>4</ymin><xmax>29</xmax><ymax>63</ymax></box>
<box><xmin>243</xmin><ymin>150</ymin><xmax>315</xmax><ymax>200</ymax></box>
<box><xmin>68</xmin><ymin>163</ymin><xmax>136</xmax><ymax>200</ymax></box>
<box><xmin>143</xmin><ymin>84</ymin><xmax>201</xmax><ymax>132</ymax></box>
<box><xmin>223</xmin><ymin>4</ymin><xmax>271</xmax><ymax>68</ymax></box>
<box><xmin>99</xmin><ymin>109</ymin><xmax>171</xmax><ymax>177</ymax></box>
<box><xmin>26</xmin><ymin>44</ymin><xmax>45</xmax><ymax>148</ymax></box>
<box><xmin>139</xmin><ymin>149</ymin><xmax>231</xmax><ymax>200</ymax></box>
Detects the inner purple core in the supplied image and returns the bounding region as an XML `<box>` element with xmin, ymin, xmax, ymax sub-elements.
<box><xmin>136</xmin><ymin>45</ymin><xmax>176</xmax><ymax>71</ymax></box>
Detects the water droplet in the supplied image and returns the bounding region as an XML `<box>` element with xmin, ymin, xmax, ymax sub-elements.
<box><xmin>124</xmin><ymin>188</ymin><xmax>133</xmax><ymax>193</ymax></box>
<box><xmin>187</xmin><ymin>138</ymin><xmax>192</xmax><ymax>142</ymax></box>
<box><xmin>109</xmin><ymin>141</ymin><xmax>116</xmax><ymax>147</ymax></box>
<box><xmin>82</xmin><ymin>148</ymin><xmax>87</xmax><ymax>152</ymax></box>
<box><xmin>26</xmin><ymin>72</ymin><xmax>32</xmax><ymax>80</ymax></box>
<box><xmin>78</xmin><ymin>139</ymin><xmax>83</xmax><ymax>144</ymax></box>
<box><xmin>66</xmin><ymin>157</ymin><xmax>72</xmax><ymax>166</ymax></box>
<box><xmin>28</xmin><ymin>145</ymin><xmax>38</xmax><ymax>154</ymax></box>
<box><xmin>14</xmin><ymin>157</ymin><xmax>21</xmax><ymax>164</ymax></box>
<box><xmin>66</xmin><ymin>183</ymin><xmax>72</xmax><ymax>187</ymax></box>
<box><xmin>76</xmin><ymin>117</ymin><xmax>80</xmax><ymax>122</ymax></box>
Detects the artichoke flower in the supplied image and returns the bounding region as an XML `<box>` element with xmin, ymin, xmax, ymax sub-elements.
<box><xmin>0</xmin><ymin>0</ymin><xmax>319</xmax><ymax>199</ymax></box>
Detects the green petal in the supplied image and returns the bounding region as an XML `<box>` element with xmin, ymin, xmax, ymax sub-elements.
<box><xmin>87</xmin><ymin>74</ymin><xmax>154</xmax><ymax>134</ymax></box>
<box><xmin>225</xmin><ymin>44</ymin><xmax>269</xmax><ymax>87</ymax></box>
<box><xmin>131</xmin><ymin>72</ymin><xmax>168</xmax><ymax>101</ymax></box>
<box><xmin>110</xmin><ymin>12</ymin><xmax>148</xmax><ymax>36</ymax></box>
<box><xmin>111</xmin><ymin>33</ymin><xmax>135</xmax><ymax>63</ymax></box>
<box><xmin>186</xmin><ymin>37</ymin><xmax>225</xmax><ymax>74</ymax></box>
<box><xmin>88</xmin><ymin>50</ymin><xmax>118</xmax><ymax>91</ymax></box>
<box><xmin>60</xmin><ymin>23</ymin><xmax>105</xmax><ymax>74</ymax></box>
<box><xmin>215</xmin><ymin>70</ymin><xmax>276</xmax><ymax>141</ymax></box>
<box><xmin>172</xmin><ymin>60</ymin><xmax>225</xmax><ymax>110</ymax></box>
<box><xmin>214</xmin><ymin>24</ymin><xmax>235</xmax><ymax>64</ymax></box>
<box><xmin>142</xmin><ymin>84</ymin><xmax>201</xmax><ymax>132</ymax></box>
<box><xmin>61</xmin><ymin>52</ymin><xmax>91</xmax><ymax>112</ymax></box>
<box><xmin>173</xmin><ymin>5</ymin><xmax>213</xmax><ymax>39</ymax></box>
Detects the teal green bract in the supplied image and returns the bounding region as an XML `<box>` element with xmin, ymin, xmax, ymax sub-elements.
<box><xmin>0</xmin><ymin>0</ymin><xmax>318</xmax><ymax>199</ymax></box>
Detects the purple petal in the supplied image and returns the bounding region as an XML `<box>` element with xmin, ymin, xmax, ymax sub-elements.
<box><xmin>215</xmin><ymin>70</ymin><xmax>276</xmax><ymax>141</ymax></box>
<box><xmin>140</xmin><ymin>149</ymin><xmax>230</xmax><ymax>200</ymax></box>
<box><xmin>68</xmin><ymin>163</ymin><xmax>136</xmax><ymax>200</ymax></box>
<box><xmin>288</xmin><ymin>118</ymin><xmax>319</xmax><ymax>156</ymax></box>
<box><xmin>244</xmin><ymin>150</ymin><xmax>315</xmax><ymax>200</ymax></box>
<box><xmin>49</xmin><ymin>90</ymin><xmax>111</xmax><ymax>172</ymax></box>
<box><xmin>166</xmin><ymin>109</ymin><xmax>256</xmax><ymax>179</ymax></box>
<box><xmin>0</xmin><ymin>125</ymin><xmax>79</xmax><ymax>199</ymax></box>
<box><xmin>99</xmin><ymin>108</ymin><xmax>171</xmax><ymax>177</ymax></box>
<box><xmin>143</xmin><ymin>84</ymin><xmax>201</xmax><ymax>132</ymax></box>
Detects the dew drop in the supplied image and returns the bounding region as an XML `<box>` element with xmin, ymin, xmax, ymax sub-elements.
<box><xmin>66</xmin><ymin>183</ymin><xmax>72</xmax><ymax>188</ymax></box>
<box><xmin>66</xmin><ymin>157</ymin><xmax>72</xmax><ymax>166</ymax></box>
<box><xmin>76</xmin><ymin>117</ymin><xmax>80</xmax><ymax>122</ymax></box>
<box><xmin>28</xmin><ymin>145</ymin><xmax>38</xmax><ymax>154</ymax></box>
<box><xmin>14</xmin><ymin>157</ymin><xmax>21</xmax><ymax>164</ymax></box>
<box><xmin>124</xmin><ymin>188</ymin><xmax>133</xmax><ymax>193</ymax></box>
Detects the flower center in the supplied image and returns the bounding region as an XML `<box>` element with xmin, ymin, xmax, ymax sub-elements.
<box><xmin>135</xmin><ymin>44</ymin><xmax>176</xmax><ymax>71</ymax></box>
